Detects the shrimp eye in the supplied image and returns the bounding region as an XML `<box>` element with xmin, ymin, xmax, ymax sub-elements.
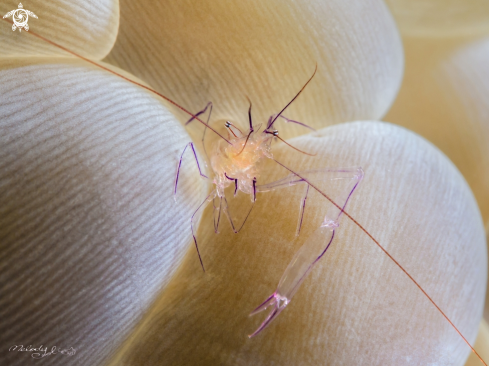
<box><xmin>272</xmin><ymin>130</ymin><xmax>279</xmax><ymax>136</ymax></box>
<box><xmin>225</xmin><ymin>121</ymin><xmax>232</xmax><ymax>128</ymax></box>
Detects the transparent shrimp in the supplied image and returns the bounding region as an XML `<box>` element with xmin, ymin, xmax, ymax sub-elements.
<box><xmin>14</xmin><ymin>25</ymin><xmax>487</xmax><ymax>365</ymax></box>
<box><xmin>172</xmin><ymin>67</ymin><xmax>485</xmax><ymax>363</ymax></box>
<box><xmin>174</xmin><ymin>68</ymin><xmax>319</xmax><ymax>271</ymax></box>
<box><xmin>171</xmin><ymin>70</ymin><xmax>367</xmax><ymax>337</ymax></box>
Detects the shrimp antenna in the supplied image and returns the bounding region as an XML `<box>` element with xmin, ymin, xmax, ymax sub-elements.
<box><xmin>236</xmin><ymin>96</ymin><xmax>254</xmax><ymax>156</ymax></box>
<box><xmin>267</xmin><ymin>64</ymin><xmax>318</xmax><ymax>131</ymax></box>
<box><xmin>4</xmin><ymin>18</ymin><xmax>233</xmax><ymax>146</ymax></box>
<box><xmin>247</xmin><ymin>96</ymin><xmax>254</xmax><ymax>131</ymax></box>
<box><xmin>275</xmin><ymin>135</ymin><xmax>316</xmax><ymax>156</ymax></box>
<box><xmin>265</xmin><ymin>130</ymin><xmax>316</xmax><ymax>156</ymax></box>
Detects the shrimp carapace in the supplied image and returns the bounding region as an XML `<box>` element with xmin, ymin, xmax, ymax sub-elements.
<box><xmin>211</xmin><ymin>122</ymin><xmax>272</xmax><ymax>199</ymax></box>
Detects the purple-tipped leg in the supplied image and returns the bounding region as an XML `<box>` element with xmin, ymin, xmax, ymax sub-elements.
<box><xmin>174</xmin><ymin>142</ymin><xmax>208</xmax><ymax>200</ymax></box>
<box><xmin>248</xmin><ymin>293</ymin><xmax>288</xmax><ymax>338</ymax></box>
<box><xmin>190</xmin><ymin>190</ymin><xmax>216</xmax><ymax>272</ymax></box>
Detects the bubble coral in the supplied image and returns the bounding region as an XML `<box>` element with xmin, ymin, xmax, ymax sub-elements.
<box><xmin>0</xmin><ymin>1</ymin><xmax>488</xmax><ymax>365</ymax></box>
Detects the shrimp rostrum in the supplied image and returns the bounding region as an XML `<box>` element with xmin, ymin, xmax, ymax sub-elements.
<box><xmin>174</xmin><ymin>67</ymin><xmax>364</xmax><ymax>337</ymax></box>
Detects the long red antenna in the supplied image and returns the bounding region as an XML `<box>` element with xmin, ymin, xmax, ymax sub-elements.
<box><xmin>272</xmin><ymin>158</ymin><xmax>487</xmax><ymax>366</ymax></box>
<box><xmin>7</xmin><ymin>20</ymin><xmax>485</xmax><ymax>365</ymax></box>
<box><xmin>1</xmin><ymin>18</ymin><xmax>232</xmax><ymax>146</ymax></box>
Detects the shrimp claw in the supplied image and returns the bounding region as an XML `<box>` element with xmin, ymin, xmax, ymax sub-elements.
<box><xmin>248</xmin><ymin>225</ymin><xmax>336</xmax><ymax>338</ymax></box>
<box><xmin>248</xmin><ymin>293</ymin><xmax>288</xmax><ymax>338</ymax></box>
<box><xmin>249</xmin><ymin>167</ymin><xmax>363</xmax><ymax>337</ymax></box>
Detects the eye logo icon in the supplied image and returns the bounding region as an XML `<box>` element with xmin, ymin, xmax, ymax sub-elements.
<box><xmin>3</xmin><ymin>3</ymin><xmax>37</xmax><ymax>32</ymax></box>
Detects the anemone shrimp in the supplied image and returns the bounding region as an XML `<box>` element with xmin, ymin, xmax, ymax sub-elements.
<box><xmin>2</xmin><ymin>17</ymin><xmax>487</xmax><ymax>366</ymax></box>
<box><xmin>172</xmin><ymin>67</ymin><xmax>367</xmax><ymax>337</ymax></box>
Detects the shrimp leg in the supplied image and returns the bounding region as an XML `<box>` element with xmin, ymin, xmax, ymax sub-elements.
<box><xmin>190</xmin><ymin>190</ymin><xmax>217</xmax><ymax>272</ymax></box>
<box><xmin>257</xmin><ymin>167</ymin><xmax>363</xmax><ymax>236</ymax></box>
<box><xmin>296</xmin><ymin>184</ymin><xmax>310</xmax><ymax>236</ymax></box>
<box><xmin>184</xmin><ymin>102</ymin><xmax>213</xmax><ymax>161</ymax></box>
<box><xmin>249</xmin><ymin>168</ymin><xmax>363</xmax><ymax>337</ymax></box>
<box><xmin>173</xmin><ymin>142</ymin><xmax>208</xmax><ymax>197</ymax></box>
<box><xmin>213</xmin><ymin>195</ymin><xmax>222</xmax><ymax>234</ymax></box>
<box><xmin>222</xmin><ymin>196</ymin><xmax>255</xmax><ymax>234</ymax></box>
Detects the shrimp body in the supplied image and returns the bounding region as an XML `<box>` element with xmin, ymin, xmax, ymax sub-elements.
<box><xmin>211</xmin><ymin>127</ymin><xmax>272</xmax><ymax>199</ymax></box>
